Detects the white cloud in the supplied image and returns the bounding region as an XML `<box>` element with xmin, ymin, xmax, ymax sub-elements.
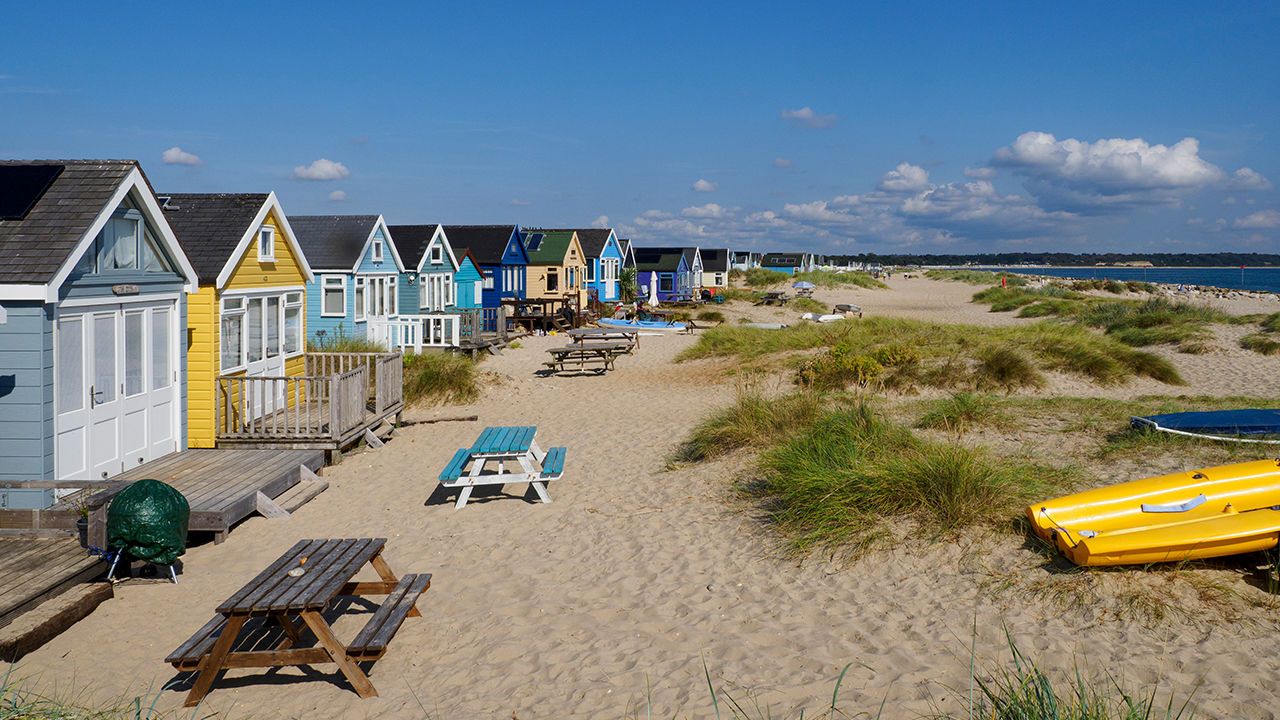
<box><xmin>964</xmin><ymin>166</ymin><xmax>996</xmax><ymax>179</ymax></box>
<box><xmin>681</xmin><ymin>203</ymin><xmax>725</xmax><ymax>219</ymax></box>
<box><xmin>161</xmin><ymin>146</ymin><xmax>202</xmax><ymax>166</ymax></box>
<box><xmin>773</xmin><ymin>157</ymin><xmax>793</xmax><ymax>169</ymax></box>
<box><xmin>591</xmin><ymin>215</ymin><xmax>610</xmax><ymax>228</ymax></box>
<box><xmin>878</xmin><ymin>162</ymin><xmax>930</xmax><ymax>192</ymax></box>
<box><xmin>1233</xmin><ymin>210</ymin><xmax>1280</xmax><ymax>229</ymax></box>
<box><xmin>632</xmin><ymin>210</ymin><xmax>707</xmax><ymax>237</ymax></box>
<box><xmin>509</xmin><ymin>199</ymin><xmax>531</xmax><ymax>206</ymax></box>
<box><xmin>1230</xmin><ymin>167</ymin><xmax>1272</xmax><ymax>190</ymax></box>
<box><xmin>691</xmin><ymin>178</ymin><xmax>718</xmax><ymax>192</ymax></box>
<box><xmin>292</xmin><ymin>158</ymin><xmax>350</xmax><ymax>181</ymax></box>
<box><xmin>780</xmin><ymin>106</ymin><xmax>837</xmax><ymax>129</ymax></box>
<box><xmin>328</xmin><ymin>190</ymin><xmax>347</xmax><ymax>202</ymax></box>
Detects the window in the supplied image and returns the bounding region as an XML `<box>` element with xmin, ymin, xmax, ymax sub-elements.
<box><xmin>321</xmin><ymin>275</ymin><xmax>346</xmax><ymax>317</ymax></box>
<box><xmin>419</xmin><ymin>275</ymin><xmax>429</xmax><ymax>309</ymax></box>
<box><xmin>98</xmin><ymin>216</ymin><xmax>139</xmax><ymax>270</ymax></box>
<box><xmin>473</xmin><ymin>282</ymin><xmax>482</xmax><ymax>305</ymax></box>
<box><xmin>482</xmin><ymin>271</ymin><xmax>494</xmax><ymax>290</ymax></box>
<box><xmin>284</xmin><ymin>292</ymin><xmax>302</xmax><ymax>356</ymax></box>
<box><xmin>265</xmin><ymin>296</ymin><xmax>280</xmax><ymax>358</ymax></box>
<box><xmin>246</xmin><ymin>298</ymin><xmax>264</xmax><ymax>362</ymax></box>
<box><xmin>714</xmin><ymin>273</ymin><xmax>724</xmax><ymax>285</ymax></box>
<box><xmin>585</xmin><ymin>261</ymin><xmax>595</xmax><ymax>282</ymax></box>
<box><xmin>258</xmin><ymin>226</ymin><xmax>276</xmax><ymax>262</ymax></box>
<box><xmin>430</xmin><ymin>244</ymin><xmax>443</xmax><ymax>263</ymax></box>
<box><xmin>546</xmin><ymin>268</ymin><xmax>559</xmax><ymax>292</ymax></box>
<box><xmin>354</xmin><ymin>278</ymin><xmax>366</xmax><ymax>321</ymax></box>
<box><xmin>124</xmin><ymin>311</ymin><xmax>144</xmax><ymax>397</ymax></box>
<box><xmin>372</xmin><ymin>238</ymin><xmax>384</xmax><ymax>262</ymax></box>
<box><xmin>659</xmin><ymin>276</ymin><xmax>673</xmax><ymax>292</ymax></box>
<box><xmin>221</xmin><ymin>298</ymin><xmax>245</xmax><ymax>370</ymax></box>
<box><xmin>56</xmin><ymin>317</ymin><xmax>83</xmax><ymax>413</ymax></box>
<box><xmin>152</xmin><ymin>308</ymin><xmax>171</xmax><ymax>390</ymax></box>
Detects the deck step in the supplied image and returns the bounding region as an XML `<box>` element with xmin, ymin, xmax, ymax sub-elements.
<box><xmin>273</xmin><ymin>478</ymin><xmax>329</xmax><ymax>514</ymax></box>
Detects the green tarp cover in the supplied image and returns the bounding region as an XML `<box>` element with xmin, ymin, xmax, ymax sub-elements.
<box><xmin>106</xmin><ymin>479</ymin><xmax>190</xmax><ymax>565</ymax></box>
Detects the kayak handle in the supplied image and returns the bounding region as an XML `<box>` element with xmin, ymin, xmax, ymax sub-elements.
<box><xmin>1141</xmin><ymin>494</ymin><xmax>1208</xmax><ymax>513</ymax></box>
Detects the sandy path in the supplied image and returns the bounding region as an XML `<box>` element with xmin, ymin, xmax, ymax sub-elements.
<box><xmin>10</xmin><ymin>279</ymin><xmax>1280</xmax><ymax>719</ymax></box>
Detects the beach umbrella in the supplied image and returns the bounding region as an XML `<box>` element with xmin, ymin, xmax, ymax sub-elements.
<box><xmin>792</xmin><ymin>281</ymin><xmax>816</xmax><ymax>290</ymax></box>
<box><xmin>648</xmin><ymin>272</ymin><xmax>660</xmax><ymax>307</ymax></box>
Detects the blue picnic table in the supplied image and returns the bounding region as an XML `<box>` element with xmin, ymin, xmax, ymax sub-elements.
<box><xmin>437</xmin><ymin>426</ymin><xmax>567</xmax><ymax>509</ymax></box>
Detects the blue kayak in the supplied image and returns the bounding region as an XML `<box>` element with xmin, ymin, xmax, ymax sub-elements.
<box><xmin>1132</xmin><ymin>409</ymin><xmax>1280</xmax><ymax>438</ymax></box>
<box><xmin>598</xmin><ymin>317</ymin><xmax>686</xmax><ymax>331</ymax></box>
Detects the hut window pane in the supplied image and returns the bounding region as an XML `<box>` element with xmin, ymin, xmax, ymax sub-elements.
<box><xmin>321</xmin><ymin>276</ymin><xmax>345</xmax><ymax>316</ymax></box>
<box><xmin>92</xmin><ymin>314</ymin><xmax>116</xmax><ymax>404</ymax></box>
<box><xmin>265</xmin><ymin>296</ymin><xmax>280</xmax><ymax>358</ymax></box>
<box><xmin>221</xmin><ymin>308</ymin><xmax>244</xmax><ymax>370</ymax></box>
<box><xmin>152</xmin><ymin>308</ymin><xmax>171</xmax><ymax>391</ymax></box>
<box><xmin>124</xmin><ymin>310</ymin><xmax>144</xmax><ymax>397</ymax></box>
<box><xmin>247</xmin><ymin>298</ymin><xmax>263</xmax><ymax>362</ymax></box>
<box><xmin>57</xmin><ymin>317</ymin><xmax>84</xmax><ymax>413</ymax></box>
<box><xmin>284</xmin><ymin>300</ymin><xmax>301</xmax><ymax>356</ymax></box>
<box><xmin>98</xmin><ymin>217</ymin><xmax>139</xmax><ymax>270</ymax></box>
<box><xmin>546</xmin><ymin>268</ymin><xmax>559</xmax><ymax>292</ymax></box>
<box><xmin>354</xmin><ymin>278</ymin><xmax>366</xmax><ymax>321</ymax></box>
<box><xmin>258</xmin><ymin>227</ymin><xmax>276</xmax><ymax>262</ymax></box>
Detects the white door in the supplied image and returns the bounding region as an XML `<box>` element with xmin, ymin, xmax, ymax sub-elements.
<box><xmin>55</xmin><ymin>301</ymin><xmax>180</xmax><ymax>480</ymax></box>
<box><xmin>242</xmin><ymin>295</ymin><xmax>286</xmax><ymax>418</ymax></box>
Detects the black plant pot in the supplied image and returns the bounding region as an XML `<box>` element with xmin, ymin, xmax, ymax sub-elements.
<box><xmin>76</xmin><ymin>517</ymin><xmax>88</xmax><ymax>548</ymax></box>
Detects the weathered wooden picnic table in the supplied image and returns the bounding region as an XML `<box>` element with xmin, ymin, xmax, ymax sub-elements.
<box><xmin>568</xmin><ymin>327</ymin><xmax>639</xmax><ymax>351</ymax></box>
<box><xmin>543</xmin><ymin>342</ymin><xmax>630</xmax><ymax>374</ymax></box>
<box><xmin>438</xmin><ymin>426</ymin><xmax>567</xmax><ymax>509</ymax></box>
<box><xmin>755</xmin><ymin>291</ymin><xmax>790</xmax><ymax>306</ymax></box>
<box><xmin>166</xmin><ymin>538</ymin><xmax>429</xmax><ymax>706</ymax></box>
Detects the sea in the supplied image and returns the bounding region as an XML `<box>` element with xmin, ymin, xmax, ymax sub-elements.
<box><xmin>968</xmin><ymin>266</ymin><xmax>1280</xmax><ymax>294</ymax></box>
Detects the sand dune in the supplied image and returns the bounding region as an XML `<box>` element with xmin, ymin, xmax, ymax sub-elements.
<box><xmin>9</xmin><ymin>277</ymin><xmax>1280</xmax><ymax>718</ymax></box>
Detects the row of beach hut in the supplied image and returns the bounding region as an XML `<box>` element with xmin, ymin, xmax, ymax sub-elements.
<box><xmin>0</xmin><ymin>159</ymin><xmax>739</xmax><ymax>487</ymax></box>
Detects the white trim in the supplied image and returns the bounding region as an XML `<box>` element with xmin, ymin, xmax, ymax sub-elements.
<box><xmin>59</xmin><ymin>292</ymin><xmax>181</xmax><ymax>309</ymax></box>
<box><xmin>257</xmin><ymin>225</ymin><xmax>276</xmax><ymax>262</ymax></box>
<box><xmin>213</xmin><ymin>192</ymin><xmax>315</xmax><ymax>290</ymax></box>
<box><xmin>33</xmin><ymin>166</ymin><xmax>201</xmax><ymax>302</ymax></box>
<box><xmin>413</xmin><ymin>225</ymin><xmax>460</xmax><ymax>273</ymax></box>
<box><xmin>219</xmin><ymin>284</ymin><xmax>307</xmax><ymax>297</ymax></box>
<box><xmin>353</xmin><ymin>216</ymin><xmax>406</xmax><ymax>273</ymax></box>
<box><xmin>320</xmin><ymin>274</ymin><xmax>347</xmax><ymax>318</ymax></box>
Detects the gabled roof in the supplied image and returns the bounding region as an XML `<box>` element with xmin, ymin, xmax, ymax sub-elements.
<box><xmin>441</xmin><ymin>225</ymin><xmax>522</xmax><ymax>265</ymax></box>
<box><xmin>681</xmin><ymin>247</ymin><xmax>701</xmax><ymax>269</ymax></box>
<box><xmin>0</xmin><ymin>160</ymin><xmax>198</xmax><ymax>299</ymax></box>
<box><xmin>633</xmin><ymin>247</ymin><xmax>685</xmax><ymax>272</ymax></box>
<box><xmin>161</xmin><ymin>192</ymin><xmax>313</xmax><ymax>287</ymax></box>
<box><xmin>761</xmin><ymin>253</ymin><xmax>802</xmax><ymax>266</ymax></box>
<box><xmin>291</xmin><ymin>215</ymin><xmax>384</xmax><ymax>270</ymax></box>
<box><xmin>388</xmin><ymin>224</ymin><xmax>455</xmax><ymax>272</ymax></box>
<box><xmin>524</xmin><ymin>230</ymin><xmax>577</xmax><ymax>265</ymax></box>
<box><xmin>700</xmin><ymin>248</ymin><xmax>730</xmax><ymax>272</ymax></box>
<box><xmin>534</xmin><ymin>227</ymin><xmax>614</xmax><ymax>258</ymax></box>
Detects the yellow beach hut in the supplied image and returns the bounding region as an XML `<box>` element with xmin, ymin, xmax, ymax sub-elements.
<box><xmin>159</xmin><ymin>192</ymin><xmax>314</xmax><ymax>448</ymax></box>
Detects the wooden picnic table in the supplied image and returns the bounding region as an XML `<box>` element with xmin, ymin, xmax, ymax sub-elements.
<box><xmin>166</xmin><ymin>538</ymin><xmax>429</xmax><ymax>706</ymax></box>
<box><xmin>568</xmin><ymin>328</ymin><xmax>638</xmax><ymax>353</ymax></box>
<box><xmin>543</xmin><ymin>343</ymin><xmax>628</xmax><ymax>374</ymax></box>
<box><xmin>438</xmin><ymin>426</ymin><xmax>567</xmax><ymax>509</ymax></box>
<box><xmin>755</xmin><ymin>291</ymin><xmax>790</xmax><ymax>306</ymax></box>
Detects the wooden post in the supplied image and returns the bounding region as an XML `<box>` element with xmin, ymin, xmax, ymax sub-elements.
<box><xmin>329</xmin><ymin>374</ymin><xmax>341</xmax><ymax>446</ymax></box>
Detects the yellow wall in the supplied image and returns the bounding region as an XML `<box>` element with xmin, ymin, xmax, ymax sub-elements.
<box><xmin>186</xmin><ymin>206</ymin><xmax>310</xmax><ymax>447</ymax></box>
<box><xmin>525</xmin><ymin>235</ymin><xmax>589</xmax><ymax>306</ymax></box>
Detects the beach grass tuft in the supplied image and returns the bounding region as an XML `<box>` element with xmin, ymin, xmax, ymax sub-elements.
<box><xmin>915</xmin><ymin>393</ymin><xmax>1008</xmax><ymax>433</ymax></box>
<box><xmin>697</xmin><ymin>309</ymin><xmax>727</xmax><ymax>323</ymax></box>
<box><xmin>403</xmin><ymin>351</ymin><xmax>481</xmax><ymax>406</ymax></box>
<box><xmin>671</xmin><ymin>388</ymin><xmax>824</xmax><ymax>464</ymax></box>
<box><xmin>925</xmin><ymin>269</ymin><xmax>1030</xmax><ymax>286</ymax></box>
<box><xmin>789</xmin><ymin>296</ymin><xmax>829</xmax><ymax>313</ymax></box>
<box><xmin>793</xmin><ymin>269</ymin><xmax>888</xmax><ymax>289</ymax></box>
<box><xmin>742</xmin><ymin>268</ymin><xmax>791</xmax><ymax>287</ymax></box>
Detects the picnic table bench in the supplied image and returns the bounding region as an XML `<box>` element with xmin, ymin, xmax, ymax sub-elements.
<box><xmin>166</xmin><ymin>538</ymin><xmax>428</xmax><ymax>706</ymax></box>
<box><xmin>755</xmin><ymin>291</ymin><xmax>790</xmax><ymax>306</ymax></box>
<box><xmin>568</xmin><ymin>327</ymin><xmax>639</xmax><ymax>351</ymax></box>
<box><xmin>543</xmin><ymin>342</ymin><xmax>630</xmax><ymax>374</ymax></box>
<box><xmin>437</xmin><ymin>426</ymin><xmax>566</xmax><ymax>509</ymax></box>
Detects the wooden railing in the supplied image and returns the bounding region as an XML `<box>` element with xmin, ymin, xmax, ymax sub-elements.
<box><xmin>215</xmin><ymin>351</ymin><xmax>404</xmax><ymax>446</ymax></box>
<box><xmin>369</xmin><ymin>315</ymin><xmax>461</xmax><ymax>351</ymax></box>
<box><xmin>459</xmin><ymin>307</ymin><xmax>507</xmax><ymax>342</ymax></box>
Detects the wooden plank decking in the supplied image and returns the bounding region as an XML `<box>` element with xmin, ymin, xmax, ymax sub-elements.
<box><xmin>48</xmin><ymin>448</ymin><xmax>326</xmax><ymax>543</ymax></box>
<box><xmin>0</xmin><ymin>536</ymin><xmax>103</xmax><ymax>631</ymax></box>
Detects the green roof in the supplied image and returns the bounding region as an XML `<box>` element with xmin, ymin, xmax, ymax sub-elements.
<box><xmin>524</xmin><ymin>230</ymin><xmax>576</xmax><ymax>265</ymax></box>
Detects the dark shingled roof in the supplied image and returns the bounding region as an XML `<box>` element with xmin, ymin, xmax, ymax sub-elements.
<box><xmin>387</xmin><ymin>224</ymin><xmax>442</xmax><ymax>270</ymax></box>
<box><xmin>161</xmin><ymin>193</ymin><xmax>270</xmax><ymax>284</ymax></box>
<box><xmin>291</xmin><ymin>215</ymin><xmax>379</xmax><ymax>270</ymax></box>
<box><xmin>0</xmin><ymin>160</ymin><xmax>139</xmax><ymax>284</ymax></box>
<box><xmin>534</xmin><ymin>228</ymin><xmax>613</xmax><ymax>258</ymax></box>
<box><xmin>761</xmin><ymin>253</ymin><xmax>801</xmax><ymax>266</ymax></box>
<box><xmin>633</xmin><ymin>247</ymin><xmax>684</xmax><ymax>272</ymax></box>
<box><xmin>700</xmin><ymin>248</ymin><xmax>729</xmax><ymax>272</ymax></box>
<box><xmin>441</xmin><ymin>225</ymin><xmax>519</xmax><ymax>265</ymax></box>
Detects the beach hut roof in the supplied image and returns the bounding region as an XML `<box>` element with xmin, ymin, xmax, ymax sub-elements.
<box><xmin>161</xmin><ymin>192</ymin><xmax>313</xmax><ymax>286</ymax></box>
<box><xmin>633</xmin><ymin>247</ymin><xmax>684</xmax><ymax>272</ymax></box>
<box><xmin>388</xmin><ymin>223</ymin><xmax>452</xmax><ymax>271</ymax></box>
<box><xmin>441</xmin><ymin>225</ymin><xmax>520</xmax><ymax>265</ymax></box>
<box><xmin>0</xmin><ymin>160</ymin><xmax>145</xmax><ymax>284</ymax></box>
<box><xmin>524</xmin><ymin>230</ymin><xmax>576</xmax><ymax>265</ymax></box>
<box><xmin>534</xmin><ymin>227</ymin><xmax>614</xmax><ymax>258</ymax></box>
<box><xmin>761</xmin><ymin>252</ymin><xmax>802</xmax><ymax>266</ymax></box>
<box><xmin>291</xmin><ymin>214</ymin><xmax>390</xmax><ymax>270</ymax></box>
<box><xmin>700</xmin><ymin>248</ymin><xmax>730</xmax><ymax>272</ymax></box>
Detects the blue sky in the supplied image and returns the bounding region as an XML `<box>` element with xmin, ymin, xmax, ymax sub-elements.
<box><xmin>2</xmin><ymin>1</ymin><xmax>1277</xmax><ymax>254</ymax></box>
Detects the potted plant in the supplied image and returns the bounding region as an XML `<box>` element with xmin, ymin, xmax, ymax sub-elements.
<box><xmin>72</xmin><ymin>497</ymin><xmax>90</xmax><ymax>548</ymax></box>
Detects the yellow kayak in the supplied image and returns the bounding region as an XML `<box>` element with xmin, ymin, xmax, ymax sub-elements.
<box><xmin>1026</xmin><ymin>458</ymin><xmax>1280</xmax><ymax>566</ymax></box>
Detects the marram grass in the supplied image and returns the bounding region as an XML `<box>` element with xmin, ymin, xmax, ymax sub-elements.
<box><xmin>403</xmin><ymin>351</ymin><xmax>480</xmax><ymax>406</ymax></box>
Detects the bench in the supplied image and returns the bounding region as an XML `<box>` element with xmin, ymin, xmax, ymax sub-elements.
<box><xmin>438</xmin><ymin>448</ymin><xmax>471</xmax><ymax>483</ymax></box>
<box><xmin>348</xmin><ymin>573</ymin><xmax>431</xmax><ymax>658</ymax></box>
<box><xmin>542</xmin><ymin>447</ymin><xmax>567</xmax><ymax>479</ymax></box>
<box><xmin>167</xmin><ymin>614</ymin><xmax>231</xmax><ymax>671</ymax></box>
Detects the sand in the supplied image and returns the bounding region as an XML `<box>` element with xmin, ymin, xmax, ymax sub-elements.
<box><xmin>8</xmin><ymin>277</ymin><xmax>1280</xmax><ymax>718</ymax></box>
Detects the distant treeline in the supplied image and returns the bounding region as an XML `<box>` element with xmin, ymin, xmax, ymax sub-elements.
<box><xmin>828</xmin><ymin>253</ymin><xmax>1280</xmax><ymax>267</ymax></box>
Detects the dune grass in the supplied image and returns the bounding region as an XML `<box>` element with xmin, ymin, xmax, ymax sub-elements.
<box><xmin>678</xmin><ymin>317</ymin><xmax>1182</xmax><ymax>388</ymax></box>
<box><xmin>793</xmin><ymin>269</ymin><xmax>888</xmax><ymax>289</ymax></box>
<box><xmin>721</xmin><ymin>286</ymin><xmax>760</xmax><ymax>303</ymax></box>
<box><xmin>672</xmin><ymin>390</ymin><xmax>823</xmax><ymax>463</ymax></box>
<box><xmin>915</xmin><ymin>393</ymin><xmax>1010</xmax><ymax>433</ymax></box>
<box><xmin>788</xmin><ymin>296</ymin><xmax>828</xmax><ymax>313</ymax></box>
<box><xmin>307</xmin><ymin>332</ymin><xmax>387</xmax><ymax>353</ymax></box>
<box><xmin>1239</xmin><ymin>332</ymin><xmax>1280</xmax><ymax>355</ymax></box>
<box><xmin>402</xmin><ymin>351</ymin><xmax>480</xmax><ymax>406</ymax></box>
<box><xmin>925</xmin><ymin>269</ymin><xmax>1030</xmax><ymax>286</ymax></box>
<box><xmin>742</xmin><ymin>268</ymin><xmax>791</xmax><ymax>287</ymax></box>
<box><xmin>697</xmin><ymin>309</ymin><xmax>727</xmax><ymax>323</ymax></box>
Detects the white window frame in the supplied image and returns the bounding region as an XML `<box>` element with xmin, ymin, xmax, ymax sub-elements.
<box><xmin>430</xmin><ymin>244</ymin><xmax>443</xmax><ymax>264</ymax></box>
<box><xmin>372</xmin><ymin>237</ymin><xmax>384</xmax><ymax>262</ymax></box>
<box><xmin>320</xmin><ymin>275</ymin><xmax>346</xmax><ymax>317</ymax></box>
<box><xmin>354</xmin><ymin>277</ymin><xmax>366</xmax><ymax>322</ymax></box>
<box><xmin>283</xmin><ymin>291</ymin><xmax>303</xmax><ymax>357</ymax></box>
<box><xmin>482</xmin><ymin>271</ymin><xmax>495</xmax><ymax>290</ymax></box>
<box><xmin>258</xmin><ymin>226</ymin><xmax>276</xmax><ymax>262</ymax></box>
<box><xmin>220</xmin><ymin>297</ymin><xmax>247</xmax><ymax>372</ymax></box>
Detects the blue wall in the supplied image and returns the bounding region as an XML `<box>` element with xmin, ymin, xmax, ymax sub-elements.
<box><xmin>587</xmin><ymin>234</ymin><xmax>624</xmax><ymax>303</ymax></box>
<box><xmin>455</xmin><ymin>258</ymin><xmax>482</xmax><ymax>309</ymax></box>
<box><xmin>480</xmin><ymin>231</ymin><xmax>529</xmax><ymax>308</ymax></box>
<box><xmin>307</xmin><ymin>272</ymin><xmax>364</xmax><ymax>346</ymax></box>
<box><xmin>762</xmin><ymin>265</ymin><xmax>798</xmax><ymax>275</ymax></box>
<box><xmin>0</xmin><ymin>302</ymin><xmax>53</xmax><ymax>481</ymax></box>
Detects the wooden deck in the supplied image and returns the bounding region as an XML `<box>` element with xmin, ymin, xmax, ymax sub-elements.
<box><xmin>0</xmin><ymin>536</ymin><xmax>103</xmax><ymax>631</ymax></box>
<box><xmin>41</xmin><ymin>448</ymin><xmax>326</xmax><ymax>544</ymax></box>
